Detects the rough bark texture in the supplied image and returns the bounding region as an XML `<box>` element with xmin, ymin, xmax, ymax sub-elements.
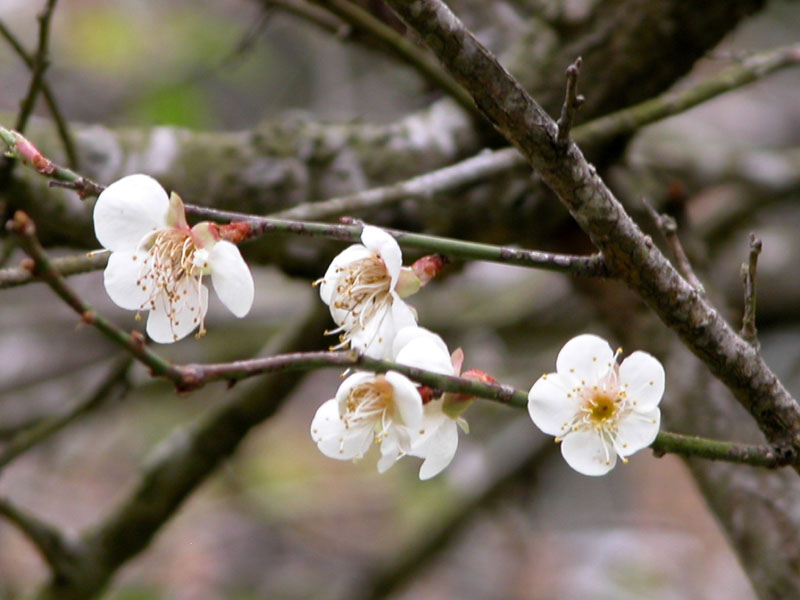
<box><xmin>1</xmin><ymin>0</ymin><xmax>790</xmax><ymax>598</ymax></box>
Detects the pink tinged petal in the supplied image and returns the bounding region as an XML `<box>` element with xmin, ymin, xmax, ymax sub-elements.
<box><xmin>165</xmin><ymin>191</ymin><xmax>189</xmax><ymax>229</ymax></box>
<box><xmin>618</xmin><ymin>351</ymin><xmax>666</xmax><ymax>412</ymax></box>
<box><xmin>560</xmin><ymin>429</ymin><xmax>616</xmax><ymax>476</ymax></box>
<box><xmin>616</xmin><ymin>407</ymin><xmax>661</xmax><ymax>457</ymax></box>
<box><xmin>384</xmin><ymin>371</ymin><xmax>423</xmax><ymax>429</ymax></box>
<box><xmin>527</xmin><ymin>373</ymin><xmax>581</xmax><ymax>437</ymax></box>
<box><xmin>145</xmin><ymin>280</ymin><xmax>208</xmax><ymax>343</ymax></box>
<box><xmin>556</xmin><ymin>334</ymin><xmax>615</xmax><ymax>385</ymax></box>
<box><xmin>361</xmin><ymin>225</ymin><xmax>402</xmax><ymax>287</ymax></box>
<box><xmin>312</xmin><ymin>399</ymin><xmax>374</xmax><ymax>460</ymax></box>
<box><xmin>103</xmin><ymin>250</ymin><xmax>151</xmax><ymax>310</ymax></box>
<box><xmin>93</xmin><ymin>174</ymin><xmax>169</xmax><ymax>251</ymax></box>
<box><xmin>318</xmin><ymin>244</ymin><xmax>373</xmax><ymax>307</ymax></box>
<box><xmin>352</xmin><ymin>298</ymin><xmax>418</xmax><ymax>359</ymax></box>
<box><xmin>208</xmin><ymin>240</ymin><xmax>254</xmax><ymax>317</ymax></box>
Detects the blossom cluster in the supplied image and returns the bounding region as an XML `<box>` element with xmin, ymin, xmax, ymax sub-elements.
<box><xmin>312</xmin><ymin>226</ymin><xmax>469</xmax><ymax>479</ymax></box>
<box><xmin>93</xmin><ymin>175</ymin><xmax>665</xmax><ymax>478</ymax></box>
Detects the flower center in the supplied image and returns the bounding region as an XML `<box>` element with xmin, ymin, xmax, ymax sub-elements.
<box><xmin>587</xmin><ymin>394</ymin><xmax>617</xmax><ymax>424</ymax></box>
<box><xmin>343</xmin><ymin>376</ymin><xmax>395</xmax><ymax>441</ymax></box>
<box><xmin>136</xmin><ymin>228</ymin><xmax>208</xmax><ymax>340</ymax></box>
<box><xmin>329</xmin><ymin>256</ymin><xmax>393</xmax><ymax>348</ymax></box>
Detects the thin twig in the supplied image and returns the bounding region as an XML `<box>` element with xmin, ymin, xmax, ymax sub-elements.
<box><xmin>0</xmin><ymin>250</ymin><xmax>108</xmax><ymax>289</ymax></box>
<box><xmin>265</xmin><ymin>0</ymin><xmax>350</xmax><ymax>36</ymax></box>
<box><xmin>13</xmin><ymin>0</ymin><xmax>58</xmax><ymax>135</ymax></box>
<box><xmin>170</xmin><ymin>350</ymin><xmax>795</xmax><ymax>467</ymax></box>
<box><xmin>556</xmin><ymin>56</ymin><xmax>584</xmax><ymax>145</ymax></box>
<box><xmin>308</xmin><ymin>0</ymin><xmax>478</xmax><ymax>117</ymax></box>
<box><xmin>0</xmin><ymin>127</ymin><xmax>104</xmax><ymax>198</ymax></box>
<box><xmin>0</xmin><ymin>357</ymin><xmax>132</xmax><ymax>472</ymax></box>
<box><xmin>0</xmin><ymin>497</ymin><xmax>82</xmax><ymax>579</ymax></box>
<box><xmin>189</xmin><ymin>205</ymin><xmax>609</xmax><ymax>277</ymax></box>
<box><xmin>642</xmin><ymin>197</ymin><xmax>705</xmax><ymax>294</ymax></box>
<box><xmin>5</xmin><ymin>211</ymin><xmax>184</xmax><ymax>386</ymax></box>
<box><xmin>275</xmin><ymin>147</ymin><xmax>522</xmax><ymax>221</ymax></box>
<box><xmin>740</xmin><ymin>232</ymin><xmax>762</xmax><ymax>348</ymax></box>
<box><xmin>0</xmin><ymin>19</ymin><xmax>77</xmax><ymax>167</ymax></box>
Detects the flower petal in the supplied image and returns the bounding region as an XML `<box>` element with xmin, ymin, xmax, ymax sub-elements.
<box><xmin>311</xmin><ymin>398</ymin><xmax>373</xmax><ymax>460</ymax></box>
<box><xmin>385</xmin><ymin>370</ymin><xmax>423</xmax><ymax>429</ymax></box>
<box><xmin>560</xmin><ymin>429</ymin><xmax>616</xmax><ymax>476</ymax></box>
<box><xmin>208</xmin><ymin>240</ymin><xmax>254</xmax><ymax>318</ymax></box>
<box><xmin>527</xmin><ymin>372</ymin><xmax>581</xmax><ymax>437</ymax></box>
<box><xmin>556</xmin><ymin>334</ymin><xmax>615</xmax><ymax>385</ymax></box>
<box><xmin>393</xmin><ymin>327</ymin><xmax>454</xmax><ymax>376</ymax></box>
<box><xmin>318</xmin><ymin>244</ymin><xmax>373</xmax><ymax>308</ymax></box>
<box><xmin>335</xmin><ymin>371</ymin><xmax>377</xmax><ymax>414</ymax></box>
<box><xmin>103</xmin><ymin>249</ymin><xmax>151</xmax><ymax>310</ymax></box>
<box><xmin>361</xmin><ymin>225</ymin><xmax>402</xmax><ymax>287</ymax></box>
<box><xmin>93</xmin><ymin>174</ymin><xmax>169</xmax><ymax>251</ymax></box>
<box><xmin>616</xmin><ymin>408</ymin><xmax>660</xmax><ymax>456</ymax></box>
<box><xmin>351</xmin><ymin>297</ymin><xmax>418</xmax><ymax>359</ymax></box>
<box><xmin>411</xmin><ymin>401</ymin><xmax>459</xmax><ymax>480</ymax></box>
<box><xmin>377</xmin><ymin>429</ymin><xmax>405</xmax><ymax>473</ymax></box>
<box><xmin>618</xmin><ymin>351</ymin><xmax>665</xmax><ymax>412</ymax></box>
<box><xmin>145</xmin><ymin>279</ymin><xmax>208</xmax><ymax>343</ymax></box>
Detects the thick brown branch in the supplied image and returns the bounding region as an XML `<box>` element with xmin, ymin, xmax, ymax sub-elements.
<box><xmin>381</xmin><ymin>0</ymin><xmax>800</xmax><ymax>454</ymax></box>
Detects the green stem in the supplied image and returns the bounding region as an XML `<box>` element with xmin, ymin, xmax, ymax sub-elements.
<box><xmin>202</xmin><ymin>207</ymin><xmax>609</xmax><ymax>277</ymax></box>
<box><xmin>174</xmin><ymin>350</ymin><xmax>792</xmax><ymax>468</ymax></box>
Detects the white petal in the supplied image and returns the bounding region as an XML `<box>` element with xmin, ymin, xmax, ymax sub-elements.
<box><xmin>103</xmin><ymin>250</ymin><xmax>151</xmax><ymax>310</ymax></box>
<box><xmin>527</xmin><ymin>373</ymin><xmax>581</xmax><ymax>437</ymax></box>
<box><xmin>352</xmin><ymin>298</ymin><xmax>418</xmax><ymax>359</ymax></box>
<box><xmin>618</xmin><ymin>351</ymin><xmax>665</xmax><ymax>412</ymax></box>
<box><xmin>393</xmin><ymin>329</ymin><xmax>454</xmax><ymax>376</ymax></box>
<box><xmin>361</xmin><ymin>225</ymin><xmax>402</xmax><ymax>287</ymax></box>
<box><xmin>411</xmin><ymin>402</ymin><xmax>459</xmax><ymax>480</ymax></box>
<box><xmin>318</xmin><ymin>244</ymin><xmax>373</xmax><ymax>307</ymax></box>
<box><xmin>385</xmin><ymin>371</ymin><xmax>423</xmax><ymax>429</ymax></box>
<box><xmin>377</xmin><ymin>430</ymin><xmax>404</xmax><ymax>473</ymax></box>
<box><xmin>560</xmin><ymin>429</ymin><xmax>616</xmax><ymax>476</ymax></box>
<box><xmin>311</xmin><ymin>399</ymin><xmax>374</xmax><ymax>460</ymax></box>
<box><xmin>392</xmin><ymin>325</ymin><xmax>450</xmax><ymax>361</ymax></box>
<box><xmin>208</xmin><ymin>240</ymin><xmax>254</xmax><ymax>318</ymax></box>
<box><xmin>335</xmin><ymin>371</ymin><xmax>377</xmax><ymax>413</ymax></box>
<box><xmin>556</xmin><ymin>334</ymin><xmax>615</xmax><ymax>386</ymax></box>
<box><xmin>93</xmin><ymin>174</ymin><xmax>169</xmax><ymax>251</ymax></box>
<box><xmin>616</xmin><ymin>408</ymin><xmax>661</xmax><ymax>456</ymax></box>
<box><xmin>145</xmin><ymin>280</ymin><xmax>208</xmax><ymax>343</ymax></box>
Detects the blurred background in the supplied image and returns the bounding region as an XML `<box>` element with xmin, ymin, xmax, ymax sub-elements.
<box><xmin>1</xmin><ymin>0</ymin><xmax>800</xmax><ymax>599</ymax></box>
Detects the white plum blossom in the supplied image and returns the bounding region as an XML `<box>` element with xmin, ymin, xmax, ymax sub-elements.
<box><xmin>310</xmin><ymin>371</ymin><xmax>423</xmax><ymax>472</ymax></box>
<box><xmin>317</xmin><ymin>225</ymin><xmax>417</xmax><ymax>358</ymax></box>
<box><xmin>392</xmin><ymin>326</ymin><xmax>470</xmax><ymax>480</ymax></box>
<box><xmin>528</xmin><ymin>334</ymin><xmax>664</xmax><ymax>476</ymax></box>
<box><xmin>93</xmin><ymin>174</ymin><xmax>254</xmax><ymax>343</ymax></box>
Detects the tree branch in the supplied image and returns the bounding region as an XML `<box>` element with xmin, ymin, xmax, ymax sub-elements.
<box><xmin>13</xmin><ymin>0</ymin><xmax>58</xmax><ymax>135</ymax></box>
<box><xmin>0</xmin><ymin>356</ymin><xmax>132</xmax><ymax>472</ymax></box>
<box><xmin>33</xmin><ymin>306</ymin><xmax>330</xmax><ymax>600</ymax></box>
<box><xmin>5</xmin><ymin>211</ymin><xmax>184</xmax><ymax>386</ymax></box>
<box><xmin>381</xmin><ymin>0</ymin><xmax>800</xmax><ymax>455</ymax></box>
<box><xmin>0</xmin><ymin>19</ymin><xmax>77</xmax><ymax>167</ymax></box>
<box><xmin>740</xmin><ymin>232</ymin><xmax>762</xmax><ymax>348</ymax></box>
<box><xmin>308</xmin><ymin>0</ymin><xmax>478</xmax><ymax>118</ymax></box>
<box><xmin>0</xmin><ymin>497</ymin><xmax>84</xmax><ymax>582</ymax></box>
